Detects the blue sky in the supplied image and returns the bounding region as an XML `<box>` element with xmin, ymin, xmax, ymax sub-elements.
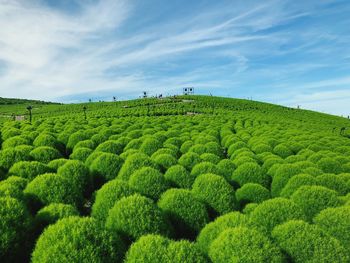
<box><xmin>0</xmin><ymin>0</ymin><xmax>350</xmax><ymax>116</ymax></box>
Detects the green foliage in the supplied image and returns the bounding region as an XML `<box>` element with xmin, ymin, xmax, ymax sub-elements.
<box><xmin>24</xmin><ymin>173</ymin><xmax>83</xmax><ymax>210</ymax></box>
<box><xmin>151</xmin><ymin>153</ymin><xmax>177</xmax><ymax>171</ymax></box>
<box><xmin>209</xmin><ymin>227</ymin><xmax>284</xmax><ymax>263</ymax></box>
<box><xmin>91</xmin><ymin>179</ymin><xmax>135</xmax><ymax>222</ymax></box>
<box><xmin>178</xmin><ymin>152</ymin><xmax>201</xmax><ymax>170</ymax></box>
<box><xmin>158</xmin><ymin>188</ymin><xmax>209</xmax><ymax>239</ymax></box>
<box><xmin>164</xmin><ymin>164</ymin><xmax>196</xmax><ymax>188</ymax></box>
<box><xmin>271</xmin><ymin>164</ymin><xmax>302</xmax><ymax>197</ymax></box>
<box><xmin>231</xmin><ymin>162</ymin><xmax>270</xmax><ymax>188</ymax></box>
<box><xmin>95</xmin><ymin>140</ymin><xmax>124</xmax><ymax>154</ymax></box>
<box><xmin>47</xmin><ymin>158</ymin><xmax>69</xmax><ymax>170</ymax></box>
<box><xmin>0</xmin><ymin>197</ymin><xmax>32</xmax><ymax>262</ymax></box>
<box><xmin>30</xmin><ymin>146</ymin><xmax>62</xmax><ymax>163</ymax></box>
<box><xmin>139</xmin><ymin>137</ymin><xmax>162</xmax><ymax>156</ymax></box>
<box><xmin>316</xmin><ymin>173</ymin><xmax>349</xmax><ymax>195</ymax></box>
<box><xmin>273</xmin><ymin>144</ymin><xmax>293</xmax><ymax>158</ymax></box>
<box><xmin>118</xmin><ymin>152</ymin><xmax>156</xmax><ymax>181</ymax></box>
<box><xmin>317</xmin><ymin>157</ymin><xmax>342</xmax><ymax>174</ymax></box>
<box><xmin>314</xmin><ymin>206</ymin><xmax>350</xmax><ymax>250</ymax></box>
<box><xmin>32</xmin><ymin>216</ymin><xmax>125</xmax><ymax>263</ymax></box>
<box><xmin>106</xmin><ymin>194</ymin><xmax>172</xmax><ymax>240</ymax></box>
<box><xmin>129</xmin><ymin>167</ymin><xmax>170</xmax><ymax>200</ymax></box>
<box><xmin>291</xmin><ymin>185</ymin><xmax>342</xmax><ymax>221</ymax></box>
<box><xmin>70</xmin><ymin>147</ymin><xmax>93</xmax><ymax>162</ymax></box>
<box><xmin>192</xmin><ymin>173</ymin><xmax>237</xmax><ymax>216</ymax></box>
<box><xmin>196</xmin><ymin>212</ymin><xmax>251</xmax><ymax>253</ymax></box>
<box><xmin>8</xmin><ymin>161</ymin><xmax>52</xmax><ymax>181</ymax></box>
<box><xmin>2</xmin><ymin>135</ymin><xmax>31</xmax><ymax>149</ymax></box>
<box><xmin>33</xmin><ymin>134</ymin><xmax>64</xmax><ymax>152</ymax></box>
<box><xmin>0</xmin><ymin>146</ymin><xmax>33</xmax><ymax>170</ymax></box>
<box><xmin>279</xmin><ymin>173</ymin><xmax>317</xmax><ymax>197</ymax></box>
<box><xmin>249</xmin><ymin>197</ymin><xmax>306</xmax><ymax>233</ymax></box>
<box><xmin>272</xmin><ymin>220</ymin><xmax>348</xmax><ymax>263</ymax></box>
<box><xmin>35</xmin><ymin>203</ymin><xmax>79</xmax><ymax>233</ymax></box>
<box><xmin>125</xmin><ymin>234</ymin><xmax>209</xmax><ymax>263</ymax></box>
<box><xmin>191</xmin><ymin>161</ymin><xmax>221</xmax><ymax>178</ymax></box>
<box><xmin>89</xmin><ymin>152</ymin><xmax>123</xmax><ymax>182</ymax></box>
<box><xmin>235</xmin><ymin>183</ymin><xmax>270</xmax><ymax>207</ymax></box>
<box><xmin>216</xmin><ymin>159</ymin><xmax>236</xmax><ymax>182</ymax></box>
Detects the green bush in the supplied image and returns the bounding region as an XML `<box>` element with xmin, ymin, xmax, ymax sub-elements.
<box><xmin>0</xmin><ymin>146</ymin><xmax>33</xmax><ymax>170</ymax></box>
<box><xmin>30</xmin><ymin>146</ymin><xmax>62</xmax><ymax>163</ymax></box>
<box><xmin>91</xmin><ymin>179</ymin><xmax>135</xmax><ymax>222</ymax></box>
<box><xmin>125</xmin><ymin>234</ymin><xmax>209</xmax><ymax>263</ymax></box>
<box><xmin>0</xmin><ymin>197</ymin><xmax>32</xmax><ymax>262</ymax></box>
<box><xmin>196</xmin><ymin>212</ymin><xmax>251</xmax><ymax>253</ymax></box>
<box><xmin>189</xmin><ymin>144</ymin><xmax>207</xmax><ymax>155</ymax></box>
<box><xmin>209</xmin><ymin>227</ymin><xmax>284</xmax><ymax>263</ymax></box>
<box><xmin>33</xmin><ymin>134</ymin><xmax>64</xmax><ymax>152</ymax></box>
<box><xmin>191</xmin><ymin>162</ymin><xmax>221</xmax><ymax>178</ymax></box>
<box><xmin>291</xmin><ymin>185</ymin><xmax>342</xmax><ymax>221</ymax></box>
<box><xmin>252</xmin><ymin>143</ymin><xmax>273</xmax><ymax>154</ymax></box>
<box><xmin>118</xmin><ymin>152</ymin><xmax>157</xmax><ymax>181</ymax></box>
<box><xmin>242</xmin><ymin>202</ymin><xmax>258</xmax><ymax>214</ymax></box>
<box><xmin>272</xmin><ymin>220</ymin><xmax>348</xmax><ymax>263</ymax></box>
<box><xmin>271</xmin><ymin>164</ymin><xmax>302</xmax><ymax>197</ymax></box>
<box><xmin>180</xmin><ymin>140</ymin><xmax>194</xmax><ymax>154</ymax></box>
<box><xmin>273</xmin><ymin>144</ymin><xmax>293</xmax><ymax>158</ymax></box>
<box><xmin>192</xmin><ymin>173</ymin><xmax>237</xmax><ymax>216</ymax></box>
<box><xmin>47</xmin><ymin>158</ymin><xmax>69</xmax><ymax>170</ymax></box>
<box><xmin>231</xmin><ymin>162</ymin><xmax>270</xmax><ymax>188</ymax></box>
<box><xmin>279</xmin><ymin>173</ymin><xmax>317</xmax><ymax>197</ymax></box>
<box><xmin>152</xmin><ymin>153</ymin><xmax>177</xmax><ymax>171</ymax></box>
<box><xmin>24</xmin><ymin>173</ymin><xmax>83</xmax><ymax>210</ymax></box>
<box><xmin>84</xmin><ymin>151</ymin><xmax>104</xmax><ymax>167</ymax></box>
<box><xmin>73</xmin><ymin>139</ymin><xmax>96</xmax><ymax>150</ymax></box>
<box><xmin>314</xmin><ymin>206</ymin><xmax>350</xmax><ymax>250</ymax></box>
<box><xmin>317</xmin><ymin>157</ymin><xmax>342</xmax><ymax>174</ymax></box>
<box><xmin>0</xmin><ymin>176</ymin><xmax>28</xmax><ymax>199</ymax></box>
<box><xmin>178</xmin><ymin>152</ymin><xmax>201</xmax><ymax>170</ymax></box>
<box><xmin>216</xmin><ymin>159</ymin><xmax>236</xmax><ymax>182</ymax></box>
<box><xmin>200</xmin><ymin>153</ymin><xmax>221</xmax><ymax>164</ymax></box>
<box><xmin>8</xmin><ymin>161</ymin><xmax>52</xmax><ymax>181</ymax></box>
<box><xmin>34</xmin><ymin>203</ymin><xmax>79</xmax><ymax>233</ymax></box>
<box><xmin>235</xmin><ymin>183</ymin><xmax>270</xmax><ymax>207</ymax></box>
<box><xmin>95</xmin><ymin>140</ymin><xmax>124</xmax><ymax>154</ymax></box>
<box><xmin>158</xmin><ymin>188</ymin><xmax>209</xmax><ymax>239</ymax></box>
<box><xmin>316</xmin><ymin>173</ymin><xmax>349</xmax><ymax>195</ymax></box>
<box><xmin>57</xmin><ymin>160</ymin><xmax>92</xmax><ymax>197</ymax></box>
<box><xmin>129</xmin><ymin>167</ymin><xmax>170</xmax><ymax>200</ymax></box>
<box><xmin>66</xmin><ymin>131</ymin><xmax>91</xmax><ymax>152</ymax></box>
<box><xmin>249</xmin><ymin>197</ymin><xmax>306</xmax><ymax>233</ymax></box>
<box><xmin>2</xmin><ymin>135</ymin><xmax>31</xmax><ymax>149</ymax></box>
<box><xmin>32</xmin><ymin>216</ymin><xmax>125</xmax><ymax>263</ymax></box>
<box><xmin>106</xmin><ymin>194</ymin><xmax>172</xmax><ymax>240</ymax></box>
<box><xmin>89</xmin><ymin>152</ymin><xmax>123</xmax><ymax>182</ymax></box>
<box><xmin>164</xmin><ymin>164</ymin><xmax>196</xmax><ymax>188</ymax></box>
<box><xmin>69</xmin><ymin>147</ymin><xmax>93</xmax><ymax>162</ymax></box>
<box><xmin>139</xmin><ymin>137</ymin><xmax>162</xmax><ymax>156</ymax></box>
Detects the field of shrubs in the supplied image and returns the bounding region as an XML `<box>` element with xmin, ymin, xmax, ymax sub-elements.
<box><xmin>0</xmin><ymin>95</ymin><xmax>350</xmax><ymax>262</ymax></box>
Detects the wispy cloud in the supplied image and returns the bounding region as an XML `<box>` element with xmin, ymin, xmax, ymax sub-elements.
<box><xmin>0</xmin><ymin>0</ymin><xmax>349</xmax><ymax>115</ymax></box>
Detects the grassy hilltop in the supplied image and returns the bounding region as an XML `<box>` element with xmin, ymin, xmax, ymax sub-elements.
<box><xmin>0</xmin><ymin>95</ymin><xmax>350</xmax><ymax>262</ymax></box>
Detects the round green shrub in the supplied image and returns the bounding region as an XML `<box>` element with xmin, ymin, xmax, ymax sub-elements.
<box><xmin>231</xmin><ymin>162</ymin><xmax>270</xmax><ymax>188</ymax></box>
<box><xmin>273</xmin><ymin>144</ymin><xmax>293</xmax><ymax>158</ymax></box>
<box><xmin>192</xmin><ymin>173</ymin><xmax>237</xmax><ymax>216</ymax></box>
<box><xmin>272</xmin><ymin>220</ymin><xmax>348</xmax><ymax>263</ymax></box>
<box><xmin>125</xmin><ymin>234</ymin><xmax>209</xmax><ymax>263</ymax></box>
<box><xmin>235</xmin><ymin>183</ymin><xmax>270</xmax><ymax>207</ymax></box>
<box><xmin>47</xmin><ymin>158</ymin><xmax>69</xmax><ymax>170</ymax></box>
<box><xmin>57</xmin><ymin>160</ymin><xmax>92</xmax><ymax>197</ymax></box>
<box><xmin>200</xmin><ymin>153</ymin><xmax>221</xmax><ymax>164</ymax></box>
<box><xmin>180</xmin><ymin>140</ymin><xmax>194</xmax><ymax>154</ymax></box>
<box><xmin>0</xmin><ymin>146</ymin><xmax>33</xmax><ymax>170</ymax></box>
<box><xmin>69</xmin><ymin>147</ymin><xmax>93</xmax><ymax>162</ymax></box>
<box><xmin>152</xmin><ymin>153</ymin><xmax>177</xmax><ymax>171</ymax></box>
<box><xmin>216</xmin><ymin>159</ymin><xmax>236</xmax><ymax>182</ymax></box>
<box><xmin>164</xmin><ymin>165</ymin><xmax>196</xmax><ymax>189</ymax></box>
<box><xmin>84</xmin><ymin>151</ymin><xmax>104</xmax><ymax>167</ymax></box>
<box><xmin>90</xmin><ymin>152</ymin><xmax>123</xmax><ymax>182</ymax></box>
<box><xmin>106</xmin><ymin>194</ymin><xmax>172</xmax><ymax>240</ymax></box>
<box><xmin>95</xmin><ymin>140</ymin><xmax>124</xmax><ymax>154</ymax></box>
<box><xmin>35</xmin><ymin>203</ymin><xmax>79</xmax><ymax>233</ymax></box>
<box><xmin>242</xmin><ymin>202</ymin><xmax>258</xmax><ymax>214</ymax></box>
<box><xmin>279</xmin><ymin>174</ymin><xmax>318</xmax><ymax>197</ymax></box>
<box><xmin>314</xmin><ymin>206</ymin><xmax>350</xmax><ymax>250</ymax></box>
<box><xmin>252</xmin><ymin>143</ymin><xmax>273</xmax><ymax>154</ymax></box>
<box><xmin>249</xmin><ymin>197</ymin><xmax>306</xmax><ymax>233</ymax></box>
<box><xmin>66</xmin><ymin>131</ymin><xmax>91</xmax><ymax>152</ymax></box>
<box><xmin>24</xmin><ymin>173</ymin><xmax>83</xmax><ymax>210</ymax></box>
<box><xmin>191</xmin><ymin>162</ymin><xmax>221</xmax><ymax>178</ymax></box>
<box><xmin>178</xmin><ymin>152</ymin><xmax>201</xmax><ymax>170</ymax></box>
<box><xmin>118</xmin><ymin>152</ymin><xmax>157</xmax><ymax>181</ymax></box>
<box><xmin>129</xmin><ymin>167</ymin><xmax>170</xmax><ymax>200</ymax></box>
<box><xmin>139</xmin><ymin>137</ymin><xmax>162</xmax><ymax>156</ymax></box>
<box><xmin>0</xmin><ymin>176</ymin><xmax>28</xmax><ymax>199</ymax></box>
<box><xmin>2</xmin><ymin>136</ymin><xmax>31</xmax><ymax>149</ymax></box>
<box><xmin>271</xmin><ymin>164</ymin><xmax>302</xmax><ymax>197</ymax></box>
<box><xmin>32</xmin><ymin>216</ymin><xmax>125</xmax><ymax>263</ymax></box>
<box><xmin>209</xmin><ymin>227</ymin><xmax>284</xmax><ymax>263</ymax></box>
<box><xmin>317</xmin><ymin>157</ymin><xmax>342</xmax><ymax>174</ymax></box>
<box><xmin>158</xmin><ymin>188</ymin><xmax>209</xmax><ymax>239</ymax></box>
<box><xmin>73</xmin><ymin>139</ymin><xmax>96</xmax><ymax>150</ymax></box>
<box><xmin>8</xmin><ymin>161</ymin><xmax>52</xmax><ymax>181</ymax></box>
<box><xmin>316</xmin><ymin>173</ymin><xmax>349</xmax><ymax>195</ymax></box>
<box><xmin>33</xmin><ymin>134</ymin><xmax>63</xmax><ymax>152</ymax></box>
<box><xmin>91</xmin><ymin>179</ymin><xmax>135</xmax><ymax>222</ymax></box>
<box><xmin>291</xmin><ymin>185</ymin><xmax>342</xmax><ymax>221</ymax></box>
<box><xmin>30</xmin><ymin>146</ymin><xmax>62</xmax><ymax>163</ymax></box>
<box><xmin>189</xmin><ymin>144</ymin><xmax>207</xmax><ymax>155</ymax></box>
<box><xmin>232</xmin><ymin>156</ymin><xmax>257</xmax><ymax>167</ymax></box>
<box><xmin>0</xmin><ymin>197</ymin><xmax>32</xmax><ymax>262</ymax></box>
<box><xmin>196</xmin><ymin>212</ymin><xmax>251</xmax><ymax>253</ymax></box>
